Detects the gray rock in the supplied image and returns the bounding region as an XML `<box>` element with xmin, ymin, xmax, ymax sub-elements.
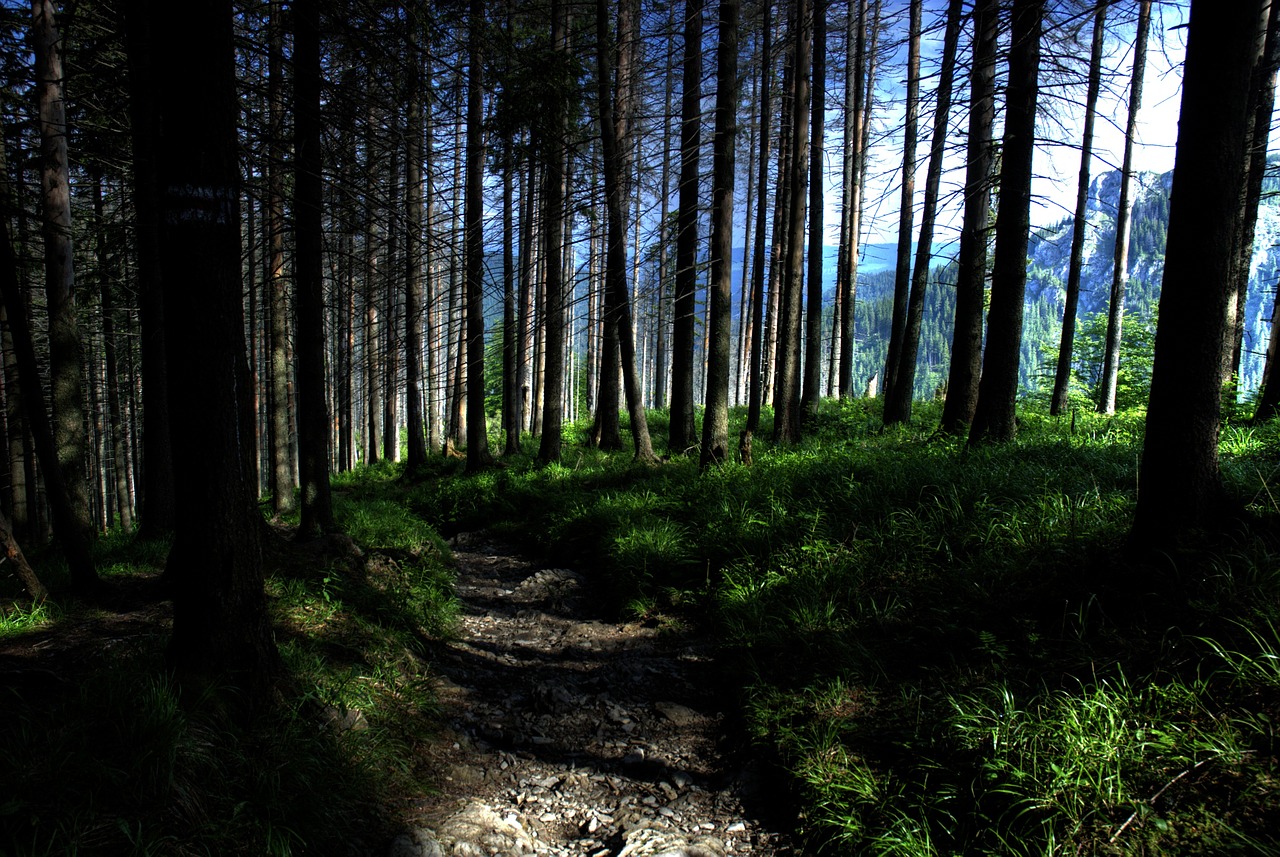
<box><xmin>435</xmin><ymin>803</ymin><xmax>541</xmax><ymax>856</ymax></box>
<box><xmin>387</xmin><ymin>828</ymin><xmax>443</xmax><ymax>857</ymax></box>
<box><xmin>617</xmin><ymin>828</ymin><xmax>724</xmax><ymax>857</ymax></box>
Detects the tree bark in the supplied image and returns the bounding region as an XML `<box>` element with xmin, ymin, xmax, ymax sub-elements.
<box><xmin>885</xmin><ymin>0</ymin><xmax>961</xmax><ymax>425</ymax></box>
<box><xmin>800</xmin><ymin>0</ymin><xmax>825</xmax><ymax>420</ymax></box>
<box><xmin>1132</xmin><ymin>0</ymin><xmax>1262</xmax><ymax>547</ymax></box>
<box><xmin>967</xmin><ymin>0</ymin><xmax>1042</xmax><ymax>445</ymax></box>
<box><xmin>1097</xmin><ymin>0</ymin><xmax>1150</xmax><ymax>416</ymax></box>
<box><xmin>773</xmin><ymin>0</ymin><xmax>810</xmax><ymax>445</ymax></box>
<box><xmin>701</xmin><ymin>0</ymin><xmax>739</xmax><ymax>467</ymax></box>
<box><xmin>670</xmin><ymin>0</ymin><xmax>703</xmax><ymax>454</ymax></box>
<box><xmin>882</xmin><ymin>0</ymin><xmax>920</xmax><ymax>415</ymax></box>
<box><xmin>465</xmin><ymin>0</ymin><xmax>493</xmax><ymax>473</ymax></box>
<box><xmin>293</xmin><ymin>0</ymin><xmax>334</xmax><ymax>537</ymax></box>
<box><xmin>838</xmin><ymin>0</ymin><xmax>868</xmax><ymax>399</ymax></box>
<box><xmin>30</xmin><ymin>0</ymin><xmax>97</xmax><ymax>590</ymax></box>
<box><xmin>941</xmin><ymin>0</ymin><xmax>996</xmax><ymax>434</ymax></box>
<box><xmin>595</xmin><ymin>0</ymin><xmax>656</xmax><ymax>463</ymax></box>
<box><xmin>745</xmin><ymin>4</ymin><xmax>772</xmax><ymax>438</ymax></box>
<box><xmin>537</xmin><ymin>1</ymin><xmax>569</xmax><ymax>464</ymax></box>
<box><xmin>1050</xmin><ymin>2</ymin><xmax>1108</xmax><ymax>417</ymax></box>
<box><xmin>147</xmin><ymin>0</ymin><xmax>280</xmax><ymax>704</ymax></box>
<box><xmin>404</xmin><ymin>14</ymin><xmax>430</xmax><ymax>473</ymax></box>
<box><xmin>123</xmin><ymin>3</ymin><xmax>174</xmax><ymax>538</ymax></box>
<box><xmin>266</xmin><ymin>0</ymin><xmax>293</xmax><ymax>513</ymax></box>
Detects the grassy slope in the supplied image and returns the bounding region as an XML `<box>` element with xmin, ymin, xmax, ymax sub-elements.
<box><xmin>3</xmin><ymin>401</ymin><xmax>1278</xmax><ymax>855</ymax></box>
<box><xmin>0</xmin><ymin>466</ymin><xmax>457</xmax><ymax>857</ymax></box>
<box><xmin>416</xmin><ymin>400</ymin><xmax>1280</xmax><ymax>855</ymax></box>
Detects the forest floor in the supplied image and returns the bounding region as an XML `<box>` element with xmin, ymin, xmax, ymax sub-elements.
<box><xmin>396</xmin><ymin>531</ymin><xmax>798</xmax><ymax>856</ymax></box>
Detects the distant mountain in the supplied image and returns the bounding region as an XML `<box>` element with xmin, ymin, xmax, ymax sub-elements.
<box><xmin>1026</xmin><ymin>164</ymin><xmax>1280</xmax><ymax>396</ymax></box>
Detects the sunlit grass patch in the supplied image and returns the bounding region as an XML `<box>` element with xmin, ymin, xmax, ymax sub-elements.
<box><xmin>0</xmin><ymin>598</ymin><xmax>60</xmax><ymax>638</ymax></box>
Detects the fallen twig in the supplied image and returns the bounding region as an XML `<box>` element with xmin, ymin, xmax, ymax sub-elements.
<box><xmin>1110</xmin><ymin>756</ymin><xmax>1215</xmax><ymax>844</ymax></box>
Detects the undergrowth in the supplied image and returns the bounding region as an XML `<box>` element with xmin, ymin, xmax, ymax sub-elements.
<box><xmin>418</xmin><ymin>399</ymin><xmax>1280</xmax><ymax>855</ymax></box>
<box><xmin>0</xmin><ymin>467</ymin><xmax>457</xmax><ymax>856</ymax></box>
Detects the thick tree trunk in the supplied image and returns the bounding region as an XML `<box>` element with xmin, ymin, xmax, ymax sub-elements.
<box><xmin>0</xmin><ymin>506</ymin><xmax>45</xmax><ymax>602</ymax></box>
<box><xmin>941</xmin><ymin>0</ymin><xmax>996</xmax><ymax>434</ymax></box>
<box><xmin>773</xmin><ymin>0</ymin><xmax>810</xmax><ymax>446</ymax></box>
<box><xmin>538</xmin><ymin>2</ymin><xmax>568</xmax><ymax>464</ymax></box>
<box><xmin>801</xmin><ymin>1</ymin><xmax>825</xmax><ymax>420</ymax></box>
<box><xmin>147</xmin><ymin>0</ymin><xmax>280</xmax><ymax>704</ymax></box>
<box><xmin>594</xmin><ymin>0</ymin><xmax>656</xmax><ymax>462</ymax></box>
<box><xmin>745</xmin><ymin>5</ymin><xmax>772</xmax><ymax>438</ymax></box>
<box><xmin>292</xmin><ymin>0</ymin><xmax>334</xmax><ymax>537</ymax></box>
<box><xmin>968</xmin><ymin>0</ymin><xmax>1042</xmax><ymax>445</ymax></box>
<box><xmin>1226</xmin><ymin>3</ymin><xmax>1276</xmax><ymax>401</ymax></box>
<box><xmin>0</xmin><ymin>210</ymin><xmax>97</xmax><ymax>588</ymax></box>
<box><xmin>465</xmin><ymin>0</ymin><xmax>493</xmax><ymax>473</ymax></box>
<box><xmin>1050</xmin><ymin>3</ymin><xmax>1108</xmax><ymax>417</ymax></box>
<box><xmin>838</xmin><ymin>0</ymin><xmax>868</xmax><ymax>399</ymax></box>
<box><xmin>701</xmin><ymin>0</ymin><xmax>739</xmax><ymax>467</ymax></box>
<box><xmin>885</xmin><ymin>0</ymin><xmax>961</xmax><ymax>426</ymax></box>
<box><xmin>31</xmin><ymin>0</ymin><xmax>96</xmax><ymax>590</ymax></box>
<box><xmin>123</xmin><ymin>5</ymin><xmax>174</xmax><ymax>538</ymax></box>
<box><xmin>1243</xmin><ymin>3</ymin><xmax>1280</xmax><ymax>420</ymax></box>
<box><xmin>404</xmin><ymin>16</ymin><xmax>429</xmax><ymax>473</ymax></box>
<box><xmin>1132</xmin><ymin>0</ymin><xmax>1262</xmax><ymax>547</ymax></box>
<box><xmin>266</xmin><ymin>0</ymin><xmax>293</xmax><ymax>513</ymax></box>
<box><xmin>94</xmin><ymin>175</ymin><xmax>133</xmax><ymax>531</ymax></box>
<box><xmin>1097</xmin><ymin>0</ymin><xmax>1150</xmax><ymax>416</ymax></box>
<box><xmin>669</xmin><ymin>0</ymin><xmax>703</xmax><ymax>454</ymax></box>
<box><xmin>882</xmin><ymin>0</ymin><xmax>920</xmax><ymax>414</ymax></box>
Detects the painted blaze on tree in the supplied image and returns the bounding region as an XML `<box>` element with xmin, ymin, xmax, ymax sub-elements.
<box><xmin>140</xmin><ymin>0</ymin><xmax>280</xmax><ymax>700</ymax></box>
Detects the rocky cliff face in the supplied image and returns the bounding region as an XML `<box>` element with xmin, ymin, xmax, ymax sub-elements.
<box><xmin>1026</xmin><ymin>166</ymin><xmax>1280</xmax><ymax>395</ymax></box>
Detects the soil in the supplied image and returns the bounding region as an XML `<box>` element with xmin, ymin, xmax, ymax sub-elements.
<box><xmin>0</xmin><ymin>532</ymin><xmax>800</xmax><ymax>856</ymax></box>
<box><xmin>396</xmin><ymin>532</ymin><xmax>799</xmax><ymax>857</ymax></box>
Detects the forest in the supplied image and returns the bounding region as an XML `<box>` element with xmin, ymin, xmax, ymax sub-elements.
<box><xmin>2</xmin><ymin>0</ymin><xmax>1280</xmax><ymax>854</ymax></box>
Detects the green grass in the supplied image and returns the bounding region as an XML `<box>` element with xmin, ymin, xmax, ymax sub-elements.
<box><xmin>5</xmin><ymin>399</ymin><xmax>1279</xmax><ymax>855</ymax></box>
<box><xmin>1</xmin><ymin>465</ymin><xmax>459</xmax><ymax>856</ymax></box>
<box><xmin>419</xmin><ymin>399</ymin><xmax>1280</xmax><ymax>855</ymax></box>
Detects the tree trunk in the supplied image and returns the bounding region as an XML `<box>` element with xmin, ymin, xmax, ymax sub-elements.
<box><xmin>1242</xmin><ymin>2</ymin><xmax>1280</xmax><ymax>420</ymax></box>
<box><xmin>94</xmin><ymin>174</ymin><xmax>133</xmax><ymax>531</ymax></box>
<box><xmin>537</xmin><ymin>1</ymin><xmax>568</xmax><ymax>464</ymax></box>
<box><xmin>701</xmin><ymin>0</ymin><xmax>739</xmax><ymax>467</ymax></box>
<box><xmin>123</xmin><ymin>4</ymin><xmax>174</xmax><ymax>538</ymax></box>
<box><xmin>1132</xmin><ymin>0</ymin><xmax>1262</xmax><ymax>547</ymax></box>
<box><xmin>0</xmin><ymin>506</ymin><xmax>46</xmax><ymax>602</ymax></box>
<box><xmin>1097</xmin><ymin>0</ymin><xmax>1150</xmax><ymax>416</ymax></box>
<box><xmin>465</xmin><ymin>0</ymin><xmax>493</xmax><ymax>472</ymax></box>
<box><xmin>670</xmin><ymin>0</ymin><xmax>703</xmax><ymax>454</ymax></box>
<box><xmin>837</xmin><ymin>0</ymin><xmax>867</xmax><ymax>400</ymax></box>
<box><xmin>885</xmin><ymin>0</ymin><xmax>961</xmax><ymax>425</ymax></box>
<box><xmin>266</xmin><ymin>0</ymin><xmax>293</xmax><ymax>513</ymax></box>
<box><xmin>773</xmin><ymin>0</ymin><xmax>810</xmax><ymax>446</ymax></box>
<box><xmin>502</xmin><ymin>154</ymin><xmax>520</xmax><ymax>454</ymax></box>
<box><xmin>1050</xmin><ymin>2</ymin><xmax>1108</xmax><ymax>417</ymax></box>
<box><xmin>1225</xmin><ymin>3</ymin><xmax>1276</xmax><ymax>402</ymax></box>
<box><xmin>31</xmin><ymin>0</ymin><xmax>97</xmax><ymax>591</ymax></box>
<box><xmin>292</xmin><ymin>0</ymin><xmax>334</xmax><ymax>537</ymax></box>
<box><xmin>745</xmin><ymin>4</ymin><xmax>772</xmax><ymax>437</ymax></box>
<box><xmin>882</xmin><ymin>0</ymin><xmax>920</xmax><ymax>416</ymax></box>
<box><xmin>404</xmin><ymin>15</ymin><xmax>430</xmax><ymax>473</ymax></box>
<box><xmin>0</xmin><ymin>207</ymin><xmax>97</xmax><ymax>588</ymax></box>
<box><xmin>147</xmin><ymin>0</ymin><xmax>280</xmax><ymax>704</ymax></box>
<box><xmin>594</xmin><ymin>0</ymin><xmax>656</xmax><ymax>463</ymax></box>
<box><xmin>941</xmin><ymin>0</ymin><xmax>996</xmax><ymax>434</ymax></box>
<box><xmin>801</xmin><ymin>0</ymin><xmax>825</xmax><ymax>420</ymax></box>
<box><xmin>967</xmin><ymin>0</ymin><xmax>1042</xmax><ymax>445</ymax></box>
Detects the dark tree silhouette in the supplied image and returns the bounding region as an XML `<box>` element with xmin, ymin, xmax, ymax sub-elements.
<box><xmin>1132</xmin><ymin>0</ymin><xmax>1264</xmax><ymax>547</ymax></box>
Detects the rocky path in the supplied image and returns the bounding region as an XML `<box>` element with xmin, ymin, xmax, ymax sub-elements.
<box><xmin>392</xmin><ymin>533</ymin><xmax>797</xmax><ymax>857</ymax></box>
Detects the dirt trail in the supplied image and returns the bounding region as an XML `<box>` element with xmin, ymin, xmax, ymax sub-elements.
<box><xmin>393</xmin><ymin>532</ymin><xmax>797</xmax><ymax>857</ymax></box>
